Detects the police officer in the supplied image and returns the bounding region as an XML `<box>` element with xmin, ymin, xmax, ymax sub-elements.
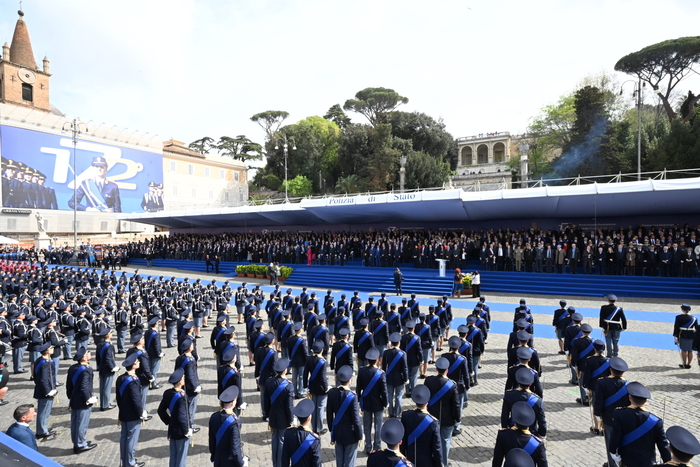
<box><xmin>593</xmin><ymin>357</ymin><xmax>630</xmax><ymax>467</ymax></box>
<box><xmin>563</xmin><ymin>312</ymin><xmax>584</xmax><ymax>385</ymax></box>
<box><xmin>145</xmin><ymin>317</ymin><xmax>164</xmax><ymax>389</ymax></box>
<box><xmin>400</xmin><ymin>384</ymin><xmax>442</xmax><ymax>467</ymax></box>
<box><xmin>492</xmin><ymin>402</ymin><xmax>547</xmax><ymax>467</ymax></box>
<box><xmin>580</xmin><ymin>339</ymin><xmax>608</xmax><ymax>434</ymax></box>
<box><xmin>505</xmin><ymin>347</ymin><xmax>543</xmax><ymax>398</ymax></box>
<box><xmin>354</xmin><ymin>318</ymin><xmax>374</xmax><ymax>368</ymax></box>
<box><xmin>465</xmin><ymin>315</ymin><xmax>485</xmax><ymax>385</ymax></box>
<box><xmin>218</xmin><ymin>346</ymin><xmax>244</xmax><ymax>415</ymax></box>
<box><xmin>400</xmin><ymin>319</ymin><xmax>422</xmax><ymax>397</ymax></box>
<box><xmin>570</xmin><ymin>323</ymin><xmax>594</xmax><ymax>405</ymax></box>
<box><xmin>126</xmin><ymin>333</ymin><xmax>154</xmax><ymax>420</ymax></box>
<box><xmin>308</xmin><ymin>314</ymin><xmax>330</xmax><ymax>359</ymax></box>
<box><xmin>208</xmin><ymin>385</ymin><xmax>247</xmax><ymax>467</ymax></box>
<box><xmin>551</xmin><ymin>300</ymin><xmax>570</xmax><ymax>354</ymax></box>
<box><xmin>264</xmin><ymin>358</ymin><xmax>294</xmax><ymax>467</ymax></box>
<box><xmin>282</xmin><ymin>398</ymin><xmax>322</xmax><ymax>467</ymax></box>
<box><xmin>653</xmin><ymin>425</ymin><xmax>700</xmax><ymax>466</ymax></box>
<box><xmin>216</xmin><ymin>326</ymin><xmax>240</xmax><ymax>370</ymax></box>
<box><xmin>327</xmin><ymin>365</ymin><xmax>362</xmax><ymax>467</ymax></box>
<box><xmin>442</xmin><ymin>335</ymin><xmax>471</xmax><ymax>436</ymax></box>
<box><xmin>255</xmin><ymin>332</ymin><xmax>278</xmax><ymax>417</ymax></box>
<box><xmin>96</xmin><ymin>328</ymin><xmax>118</xmax><ymax>411</ymax></box>
<box><xmin>116</xmin><ymin>352</ymin><xmax>146</xmax><ymax>467</ymax></box>
<box><xmin>674</xmin><ymin>304</ymin><xmax>696</xmax><ymax>368</ymax></box>
<box><xmin>288</xmin><ymin>322</ymin><xmax>308</xmax><ymax>398</ymax></box>
<box><xmin>157</xmin><ymin>368</ymin><xmax>192</xmax><ymax>467</ymax></box>
<box><xmin>599</xmin><ymin>294</ymin><xmax>627</xmax><ymax>358</ymax></box>
<box><xmin>501</xmin><ymin>368</ymin><xmax>547</xmax><ymax>438</ymax></box>
<box><xmin>115</xmin><ymin>300</ymin><xmax>129</xmax><ymax>353</ymax></box>
<box><xmin>175</xmin><ymin>338</ymin><xmax>201</xmax><ymax>433</ymax></box>
<box><xmin>304</xmin><ymin>340</ymin><xmax>329</xmax><ymax>435</ymax></box>
<box><xmin>370</xmin><ymin>309</ymin><xmax>389</xmax><ymax>366</ymax></box>
<box><xmin>330</xmin><ymin>326</ymin><xmax>353</xmax><ymax>376</ymax></box>
<box><xmin>425</xmin><ymin>358</ymin><xmax>460</xmax><ymax>466</ymax></box>
<box><xmin>358</xmin><ymin>347</ymin><xmax>387</xmax><ymax>454</ymax></box>
<box><xmin>11</xmin><ymin>308</ymin><xmax>28</xmax><ymax>373</ymax></box>
<box><xmin>66</xmin><ymin>347</ymin><xmax>97</xmax><ymax>453</ymax></box>
<box><xmin>33</xmin><ymin>341</ymin><xmax>57</xmax><ymax>441</ymax></box>
<box><xmin>507</xmin><ymin>331</ymin><xmax>540</xmax><ymax>374</ymax></box>
<box><xmin>367</xmin><ymin>418</ymin><xmax>414</xmax><ymax>467</ymax></box>
<box><xmin>608</xmin><ymin>382</ymin><xmax>671</xmax><ymax>467</ymax></box>
<box><xmin>383</xmin><ymin>332</ymin><xmax>408</xmax><ymax>419</ymax></box>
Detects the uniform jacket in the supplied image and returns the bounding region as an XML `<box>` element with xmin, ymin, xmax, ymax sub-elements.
<box><xmin>326</xmin><ymin>385</ymin><xmax>362</xmax><ymax>445</ymax></box>
<box><xmin>208</xmin><ymin>410</ymin><xmax>244</xmax><ymax>467</ymax></box>
<box><xmin>424</xmin><ymin>375</ymin><xmax>460</xmax><ymax>427</ymax></box>
<box><xmin>357</xmin><ymin>365</ymin><xmax>388</xmax><ymax>413</ymax></box>
<box><xmin>157</xmin><ymin>388</ymin><xmax>191</xmax><ymax>439</ymax></box>
<box><xmin>400</xmin><ymin>409</ymin><xmax>441</xmax><ymax>467</ymax></box>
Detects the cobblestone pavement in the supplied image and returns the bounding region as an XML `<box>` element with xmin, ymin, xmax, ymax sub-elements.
<box><xmin>2</xmin><ymin>265</ymin><xmax>698</xmax><ymax>467</ymax></box>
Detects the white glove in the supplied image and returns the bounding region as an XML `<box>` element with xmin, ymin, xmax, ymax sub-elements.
<box><xmin>186</xmin><ymin>428</ymin><xmax>193</xmax><ymax>438</ymax></box>
<box><xmin>47</xmin><ymin>389</ymin><xmax>57</xmax><ymax>397</ymax></box>
<box><xmin>142</xmin><ymin>410</ymin><xmax>149</xmax><ymax>419</ymax></box>
<box><xmin>240</xmin><ymin>402</ymin><xmax>248</xmax><ymax>411</ymax></box>
<box><xmin>194</xmin><ymin>385</ymin><xmax>202</xmax><ymax>394</ymax></box>
<box><xmin>243</xmin><ymin>456</ymin><xmax>249</xmax><ymax>467</ymax></box>
<box><xmin>610</xmin><ymin>453</ymin><xmax>621</xmax><ymax>464</ymax></box>
<box><xmin>564</xmin><ymin>351</ymin><xmax>569</xmax><ymax>356</ymax></box>
<box><xmin>87</xmin><ymin>396</ymin><xmax>98</xmax><ymax>405</ymax></box>
<box><xmin>159</xmin><ymin>353</ymin><xmax>165</xmax><ymax>358</ymax></box>
<box><xmin>112</xmin><ymin>366</ymin><xmax>120</xmax><ymax>373</ymax></box>
<box><xmin>149</xmin><ymin>376</ymin><xmax>155</xmax><ymax>383</ymax></box>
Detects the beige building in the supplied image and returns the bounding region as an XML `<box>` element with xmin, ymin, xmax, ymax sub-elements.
<box><xmin>0</xmin><ymin>10</ymin><xmax>247</xmax><ymax>244</ymax></box>
<box><xmin>451</xmin><ymin>132</ymin><xmax>527</xmax><ymax>191</ymax></box>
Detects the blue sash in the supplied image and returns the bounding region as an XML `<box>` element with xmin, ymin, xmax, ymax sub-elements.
<box><xmin>99</xmin><ymin>342</ymin><xmax>111</xmax><ymax>361</ymax></box>
<box><xmin>604</xmin><ymin>381</ymin><xmax>630</xmax><ymax>407</ymax></box>
<box><xmin>335</xmin><ymin>344</ymin><xmax>351</xmax><ymax>361</ymax></box>
<box><xmin>215</xmin><ymin>414</ymin><xmax>236</xmax><ymax>445</ymax></box>
<box><xmin>180</xmin><ymin>356</ymin><xmax>192</xmax><ymax>370</ymax></box>
<box><xmin>407</xmin><ymin>414</ymin><xmax>434</xmax><ymax>445</ymax></box>
<box><xmin>448</xmin><ymin>355</ymin><xmax>465</xmax><ymax>375</ymax></box>
<box><xmin>253</xmin><ymin>333</ymin><xmax>265</xmax><ymax>349</ymax></box>
<box><xmin>526</xmin><ymin>394</ymin><xmax>539</xmax><ymax>407</ymax></box>
<box><xmin>313</xmin><ymin>326</ymin><xmax>326</xmax><ymax>342</ymax></box>
<box><xmin>119</xmin><ymin>375</ymin><xmax>137</xmax><ymax>397</ymax></box>
<box><xmin>71</xmin><ymin>365</ymin><xmax>87</xmax><ymax>387</ymax></box>
<box><xmin>310</xmin><ymin>359</ymin><xmax>325</xmax><ymax>382</ymax></box>
<box><xmin>606</xmin><ymin>306</ymin><xmax>621</xmax><ymax>322</ymax></box>
<box><xmin>556</xmin><ymin>311</ymin><xmax>569</xmax><ymax>323</ymax></box>
<box><xmin>374</xmin><ymin>321</ymin><xmax>387</xmax><ymax>335</ymax></box>
<box><xmin>291</xmin><ymin>433</ymin><xmax>317</xmax><ymax>465</ymax></box>
<box><xmin>386</xmin><ymin>351</ymin><xmax>404</xmax><ymax>375</ymax></box>
<box><xmin>428</xmin><ymin>379</ymin><xmax>455</xmax><ymax>406</ymax></box>
<box><xmin>215</xmin><ymin>327</ymin><xmax>226</xmax><ymax>343</ymax></box>
<box><xmin>290</xmin><ymin>337</ymin><xmax>304</xmax><ymax>362</ymax></box>
<box><xmin>307</xmin><ymin>313</ymin><xmax>316</xmax><ymax>326</ymax></box>
<box><xmin>261</xmin><ymin>349</ymin><xmax>275</xmax><ymax>373</ymax></box>
<box><xmin>358</xmin><ymin>332</ymin><xmax>370</xmax><ymax>346</ymax></box>
<box><xmin>388</xmin><ymin>313</ymin><xmax>399</xmax><ymax>324</ymax></box>
<box><xmin>367</xmin><ymin>305</ymin><xmax>376</xmax><ymax>317</ymax></box>
<box><xmin>410</xmin><ymin>302</ymin><xmax>419</xmax><ymax>313</ymax></box>
<box><xmin>406</xmin><ymin>335</ymin><xmax>419</xmax><ymax>353</ymax></box>
<box><xmin>577</xmin><ymin>340</ymin><xmax>595</xmax><ymax>362</ymax></box>
<box><xmin>168</xmin><ymin>391</ymin><xmax>183</xmax><ymax>415</ymax></box>
<box><xmin>591</xmin><ymin>360</ymin><xmax>610</xmax><ymax>379</ymax></box>
<box><xmin>360</xmin><ymin>369</ymin><xmax>383</xmax><ymax>411</ymax></box>
<box><xmin>147</xmin><ymin>331</ymin><xmax>157</xmax><ymax>351</ymax></box>
<box><xmin>682</xmin><ymin>316</ymin><xmax>696</xmax><ymax>330</ymax></box>
<box><xmin>467</xmin><ymin>328</ymin><xmax>479</xmax><ymax>342</ymax></box>
<box><xmin>222</xmin><ymin>368</ymin><xmax>236</xmax><ymax>388</ymax></box>
<box><xmin>401</xmin><ymin>307</ymin><xmax>411</xmax><ymax>319</ymax></box>
<box><xmin>336</xmin><ymin>317</ymin><xmax>348</xmax><ymax>331</ymax></box>
<box><xmin>620</xmin><ymin>414</ymin><xmax>660</xmax><ymax>446</ymax></box>
<box><xmin>270</xmin><ymin>380</ymin><xmax>290</xmax><ymax>403</ymax></box>
<box><xmin>35</xmin><ymin>358</ymin><xmax>47</xmax><ymax>377</ymax></box>
<box><xmin>222</xmin><ymin>343</ymin><xmax>235</xmax><ymax>359</ymax></box>
<box><xmin>331</xmin><ymin>392</ymin><xmax>355</xmax><ymax>442</ymax></box>
<box><xmin>458</xmin><ymin>341</ymin><xmax>471</xmax><ymax>354</ymax></box>
<box><xmin>418</xmin><ymin>325</ymin><xmax>430</xmax><ymax>337</ymax></box>
<box><xmin>280</xmin><ymin>322</ymin><xmax>292</xmax><ymax>340</ymax></box>
<box><xmin>523</xmin><ymin>435</ymin><xmax>540</xmax><ymax>455</ymax></box>
<box><xmin>85</xmin><ymin>179</ymin><xmax>109</xmax><ymax>210</ymax></box>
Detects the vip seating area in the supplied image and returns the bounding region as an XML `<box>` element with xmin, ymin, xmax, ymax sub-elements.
<box><xmin>125</xmin><ymin>258</ymin><xmax>700</xmax><ymax>299</ymax></box>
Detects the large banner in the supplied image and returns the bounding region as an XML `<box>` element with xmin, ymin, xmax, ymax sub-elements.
<box><xmin>0</xmin><ymin>124</ymin><xmax>164</xmax><ymax>213</ymax></box>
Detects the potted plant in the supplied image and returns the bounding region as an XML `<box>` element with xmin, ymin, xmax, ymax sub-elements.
<box><xmin>255</xmin><ymin>264</ymin><xmax>266</xmax><ymax>279</ymax></box>
<box><xmin>462</xmin><ymin>274</ymin><xmax>473</xmax><ymax>295</ymax></box>
<box><xmin>235</xmin><ymin>265</ymin><xmax>247</xmax><ymax>277</ymax></box>
<box><xmin>279</xmin><ymin>266</ymin><xmax>293</xmax><ymax>282</ymax></box>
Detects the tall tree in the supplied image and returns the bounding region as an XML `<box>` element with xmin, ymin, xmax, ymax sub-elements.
<box><xmin>324</xmin><ymin>104</ymin><xmax>352</xmax><ymax>129</ymax></box>
<box><xmin>216</xmin><ymin>135</ymin><xmax>264</xmax><ymax>162</ymax></box>
<box><xmin>188</xmin><ymin>136</ymin><xmax>216</xmax><ymax>154</ymax></box>
<box><xmin>250</xmin><ymin>110</ymin><xmax>290</xmax><ymax>140</ymax></box>
<box><xmin>387</xmin><ymin>111</ymin><xmax>458</xmax><ymax>169</ymax></box>
<box><xmin>615</xmin><ymin>36</ymin><xmax>700</xmax><ymax>122</ymax></box>
<box><xmin>344</xmin><ymin>87</ymin><xmax>409</xmax><ymax>126</ymax></box>
<box><xmin>338</xmin><ymin>123</ymin><xmax>400</xmax><ymax>191</ymax></box>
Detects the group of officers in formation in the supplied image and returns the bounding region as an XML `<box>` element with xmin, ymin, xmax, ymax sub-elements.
<box><xmin>1</xmin><ymin>261</ymin><xmax>700</xmax><ymax>467</ymax></box>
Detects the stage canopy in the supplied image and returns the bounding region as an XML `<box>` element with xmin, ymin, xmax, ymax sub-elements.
<box><xmin>117</xmin><ymin>177</ymin><xmax>700</xmax><ymax>230</ymax></box>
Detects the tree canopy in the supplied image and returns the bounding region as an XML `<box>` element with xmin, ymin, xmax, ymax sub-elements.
<box><xmin>324</xmin><ymin>104</ymin><xmax>352</xmax><ymax>129</ymax></box>
<box><xmin>250</xmin><ymin>110</ymin><xmax>290</xmax><ymax>141</ymax></box>
<box><xmin>343</xmin><ymin>87</ymin><xmax>409</xmax><ymax>126</ymax></box>
<box><xmin>215</xmin><ymin>135</ymin><xmax>263</xmax><ymax>162</ymax></box>
<box><xmin>615</xmin><ymin>36</ymin><xmax>700</xmax><ymax>122</ymax></box>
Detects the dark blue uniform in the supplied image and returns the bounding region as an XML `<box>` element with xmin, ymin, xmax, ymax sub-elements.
<box><xmin>500</xmin><ymin>388</ymin><xmax>547</xmax><ymax>437</ymax></box>
<box><xmin>281</xmin><ymin>426</ymin><xmax>322</xmax><ymax>467</ymax></box>
<box><xmin>116</xmin><ymin>371</ymin><xmax>144</xmax><ymax>467</ymax></box>
<box><xmin>367</xmin><ymin>449</ymin><xmax>414</xmax><ymax>467</ymax></box>
<box><xmin>492</xmin><ymin>427</ymin><xmax>547</xmax><ymax>467</ymax></box>
<box><xmin>609</xmin><ymin>406</ymin><xmax>671</xmax><ymax>467</ymax></box>
<box><xmin>264</xmin><ymin>376</ymin><xmax>294</xmax><ymax>467</ymax></box>
<box><xmin>157</xmin><ymin>387</ymin><xmax>191</xmax><ymax>466</ymax></box>
<box><xmin>66</xmin><ymin>362</ymin><xmax>94</xmax><ymax>450</ymax></box>
<box><xmin>208</xmin><ymin>410</ymin><xmax>244</xmax><ymax>467</ymax></box>
<box><xmin>400</xmin><ymin>409</ymin><xmax>442</xmax><ymax>467</ymax></box>
<box><xmin>330</xmin><ymin>340</ymin><xmax>353</xmax><ymax>374</ymax></box>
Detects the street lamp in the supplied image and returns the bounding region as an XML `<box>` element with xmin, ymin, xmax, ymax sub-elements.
<box><xmin>399</xmin><ymin>155</ymin><xmax>407</xmax><ymax>193</ymax></box>
<box><xmin>62</xmin><ymin>118</ymin><xmax>88</xmax><ymax>264</ymax></box>
<box><xmin>620</xmin><ymin>79</ymin><xmax>645</xmax><ymax>181</ymax></box>
<box><xmin>274</xmin><ymin>135</ymin><xmax>296</xmax><ymax>202</ymax></box>
<box><xmin>518</xmin><ymin>141</ymin><xmax>530</xmax><ymax>189</ymax></box>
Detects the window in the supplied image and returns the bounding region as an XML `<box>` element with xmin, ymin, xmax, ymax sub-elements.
<box><xmin>191</xmin><ymin>187</ymin><xmax>197</xmax><ymax>198</ymax></box>
<box><xmin>188</xmin><ymin>164</ymin><xmax>194</xmax><ymax>175</ymax></box>
<box><xmin>100</xmin><ymin>221</ymin><xmax>109</xmax><ymax>231</ymax></box>
<box><xmin>234</xmin><ymin>171</ymin><xmax>239</xmax><ymax>182</ymax></box>
<box><xmin>205</xmin><ymin>167</ymin><xmax>210</xmax><ymax>177</ymax></box>
<box><xmin>220</xmin><ymin>169</ymin><xmax>225</xmax><ymax>179</ymax></box>
<box><xmin>22</xmin><ymin>83</ymin><xmax>33</xmax><ymax>102</ymax></box>
<box><xmin>172</xmin><ymin>185</ymin><xmax>178</xmax><ymax>196</ymax></box>
<box><xmin>170</xmin><ymin>161</ymin><xmax>176</xmax><ymax>171</ymax></box>
<box><xmin>7</xmin><ymin>218</ymin><xmax>16</xmax><ymax>230</ymax></box>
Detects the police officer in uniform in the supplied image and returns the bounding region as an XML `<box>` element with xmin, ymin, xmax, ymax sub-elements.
<box><xmin>357</xmin><ymin>347</ymin><xmax>387</xmax><ymax>454</ymax></box>
<box><xmin>599</xmin><ymin>294</ymin><xmax>627</xmax><ymax>358</ymax></box>
<box><xmin>255</xmin><ymin>332</ymin><xmax>278</xmax><ymax>417</ymax></box>
<box><xmin>500</xmin><ymin>368</ymin><xmax>547</xmax><ymax>439</ymax></box>
<box><xmin>264</xmin><ymin>358</ymin><xmax>294</xmax><ymax>467</ymax></box>
<box><xmin>96</xmin><ymin>328</ymin><xmax>118</xmax><ymax>410</ymax></box>
<box><xmin>653</xmin><ymin>425</ymin><xmax>700</xmax><ymax>466</ymax></box>
<box><xmin>330</xmin><ymin>326</ymin><xmax>353</xmax><ymax>376</ymax></box>
<box><xmin>593</xmin><ymin>357</ymin><xmax>630</xmax><ymax>467</ymax></box>
<box><xmin>400</xmin><ymin>384</ymin><xmax>442</xmax><ymax>467</ymax></box>
<box><xmin>217</xmin><ymin>347</ymin><xmax>243</xmax><ymax>413</ymax></box>
<box><xmin>288</xmin><ymin>322</ymin><xmax>308</xmax><ymax>398</ymax></box>
<box><xmin>505</xmin><ymin>347</ymin><xmax>543</xmax><ymax>398</ymax></box>
<box><xmin>327</xmin><ymin>365</ymin><xmax>362</xmax><ymax>467</ymax></box>
<box><xmin>563</xmin><ymin>312</ymin><xmax>584</xmax><ymax>385</ymax></box>
<box><xmin>570</xmin><ymin>323</ymin><xmax>594</xmax><ymax>406</ymax></box>
<box><xmin>580</xmin><ymin>339</ymin><xmax>608</xmax><ymax>434</ymax></box>
<box><xmin>145</xmin><ymin>317</ymin><xmax>164</xmax><ymax>389</ymax></box>
<box><xmin>425</xmin><ymin>358</ymin><xmax>460</xmax><ymax>467</ymax></box>
<box><xmin>157</xmin><ymin>368</ymin><xmax>192</xmax><ymax>467</ymax></box>
<box><xmin>208</xmin><ymin>385</ymin><xmax>247</xmax><ymax>467</ymax></box>
<box><xmin>66</xmin><ymin>347</ymin><xmax>98</xmax><ymax>453</ymax></box>
<box><xmin>492</xmin><ymin>402</ymin><xmax>547</xmax><ymax>467</ymax></box>
<box><xmin>175</xmin><ymin>338</ymin><xmax>201</xmax><ymax>433</ymax></box>
<box><xmin>367</xmin><ymin>418</ymin><xmax>414</xmax><ymax>467</ymax></box>
<box><xmin>674</xmin><ymin>304</ymin><xmax>696</xmax><ymax>368</ymax></box>
<box><xmin>304</xmin><ymin>340</ymin><xmax>329</xmax><ymax>434</ymax></box>
<box><xmin>442</xmin><ymin>335</ymin><xmax>471</xmax><ymax>436</ymax></box>
<box><xmin>551</xmin><ymin>300</ymin><xmax>569</xmax><ymax>354</ymax></box>
<box><xmin>400</xmin><ymin>320</ymin><xmax>423</xmax><ymax>398</ymax></box>
<box><xmin>282</xmin><ymin>398</ymin><xmax>322</xmax><ymax>467</ymax></box>
<box><xmin>607</xmin><ymin>381</ymin><xmax>671</xmax><ymax>466</ymax></box>
<box><xmin>116</xmin><ymin>352</ymin><xmax>146</xmax><ymax>467</ymax></box>
<box><xmin>33</xmin><ymin>342</ymin><xmax>57</xmax><ymax>441</ymax></box>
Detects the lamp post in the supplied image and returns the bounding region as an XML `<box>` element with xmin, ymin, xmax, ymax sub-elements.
<box><xmin>620</xmin><ymin>79</ymin><xmax>644</xmax><ymax>181</ymax></box>
<box><xmin>399</xmin><ymin>155</ymin><xmax>407</xmax><ymax>193</ymax></box>
<box><xmin>62</xmin><ymin>118</ymin><xmax>88</xmax><ymax>263</ymax></box>
<box><xmin>274</xmin><ymin>135</ymin><xmax>296</xmax><ymax>202</ymax></box>
<box><xmin>518</xmin><ymin>141</ymin><xmax>530</xmax><ymax>189</ymax></box>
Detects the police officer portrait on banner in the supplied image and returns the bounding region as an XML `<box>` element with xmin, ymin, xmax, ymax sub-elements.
<box><xmin>69</xmin><ymin>156</ymin><xmax>122</xmax><ymax>213</ymax></box>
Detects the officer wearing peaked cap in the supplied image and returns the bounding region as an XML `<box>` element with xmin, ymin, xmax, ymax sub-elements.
<box><xmin>33</xmin><ymin>341</ymin><xmax>57</xmax><ymax>440</ymax></box>
<box><xmin>504</xmin><ymin>448</ymin><xmax>535</xmax><ymax>467</ymax></box>
<box><xmin>653</xmin><ymin>425</ymin><xmax>700</xmax><ymax>466</ymax></box>
<box><xmin>265</xmin><ymin>358</ymin><xmax>294</xmax><ymax>467</ymax></box>
<box><xmin>217</xmin><ymin>346</ymin><xmax>243</xmax><ymax>414</ymax></box>
<box><xmin>208</xmin><ymin>385</ymin><xmax>246</xmax><ymax>467</ymax></box>
<box><xmin>492</xmin><ymin>401</ymin><xmax>548</xmax><ymax>467</ymax></box>
<box><xmin>505</xmin><ymin>347</ymin><xmax>543</xmax><ymax>398</ymax></box>
<box><xmin>425</xmin><ymin>357</ymin><xmax>460</xmax><ymax>466</ymax></box>
<box><xmin>327</xmin><ymin>365</ymin><xmax>362</xmax><ymax>467</ymax></box>
<box><xmin>281</xmin><ymin>398</ymin><xmax>322</xmax><ymax>467</ymax></box>
<box><xmin>563</xmin><ymin>312</ymin><xmax>584</xmax><ymax>385</ymax></box>
<box><xmin>608</xmin><ymin>382</ymin><xmax>671</xmax><ymax>467</ymax></box>
<box><xmin>174</xmin><ymin>338</ymin><xmax>201</xmax><ymax>433</ymax></box>
<box><xmin>501</xmin><ymin>368</ymin><xmax>547</xmax><ymax>438</ymax></box>
<box><xmin>442</xmin><ymin>334</ymin><xmax>470</xmax><ymax>436</ymax></box>
<box><xmin>593</xmin><ymin>356</ymin><xmax>630</xmax><ymax>467</ymax></box>
<box><xmin>580</xmin><ymin>339</ymin><xmax>608</xmax><ymax>435</ymax></box>
<box><xmin>570</xmin><ymin>323</ymin><xmax>595</xmax><ymax>406</ymax></box>
<box><xmin>507</xmin><ymin>330</ymin><xmax>540</xmax><ymax>374</ymax></box>
<box><xmin>599</xmin><ymin>293</ymin><xmax>627</xmax><ymax>358</ymax></box>
<box><xmin>552</xmin><ymin>299</ymin><xmax>570</xmax><ymax>355</ymax></box>
<box><xmin>368</xmin><ymin>418</ymin><xmax>414</xmax><ymax>467</ymax></box>
<box><xmin>117</xmin><ymin>351</ymin><xmax>146</xmax><ymax>467</ymax></box>
<box><xmin>304</xmin><ymin>340</ymin><xmax>329</xmax><ymax>435</ymax></box>
<box><xmin>383</xmin><ymin>332</ymin><xmax>408</xmax><ymax>419</ymax></box>
<box><xmin>330</xmin><ymin>326</ymin><xmax>353</xmax><ymax>376</ymax></box>
<box><xmin>288</xmin><ymin>322</ymin><xmax>308</xmax><ymax>398</ymax></box>
<box><xmin>400</xmin><ymin>384</ymin><xmax>442</xmax><ymax>467</ymax></box>
<box><xmin>675</xmin><ymin>304</ymin><xmax>696</xmax><ymax>369</ymax></box>
<box><xmin>67</xmin><ymin>347</ymin><xmax>97</xmax><ymax>453</ymax></box>
<box><xmin>256</xmin><ymin>332</ymin><xmax>278</xmax><ymax>416</ymax></box>
<box><xmin>358</xmin><ymin>347</ymin><xmax>388</xmax><ymax>454</ymax></box>
<box><xmin>126</xmin><ymin>333</ymin><xmax>154</xmax><ymax>420</ymax></box>
<box><xmin>157</xmin><ymin>368</ymin><xmax>191</xmax><ymax>467</ymax></box>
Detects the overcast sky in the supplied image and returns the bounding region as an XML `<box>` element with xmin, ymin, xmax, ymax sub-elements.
<box><xmin>3</xmin><ymin>0</ymin><xmax>700</xmax><ymax>167</ymax></box>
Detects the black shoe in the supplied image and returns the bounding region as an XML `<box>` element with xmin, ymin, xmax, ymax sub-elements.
<box><xmin>0</xmin><ymin>400</ymin><xmax>8</xmax><ymax>406</ymax></box>
<box><xmin>74</xmin><ymin>443</ymin><xmax>97</xmax><ymax>454</ymax></box>
<box><xmin>192</xmin><ymin>427</ymin><xmax>201</xmax><ymax>434</ymax></box>
<box><xmin>101</xmin><ymin>404</ymin><xmax>116</xmax><ymax>411</ymax></box>
<box><xmin>679</xmin><ymin>364</ymin><xmax>686</xmax><ymax>368</ymax></box>
<box><xmin>56</xmin><ymin>382</ymin><xmax>64</xmax><ymax>387</ymax></box>
<box><xmin>37</xmin><ymin>432</ymin><xmax>56</xmax><ymax>441</ymax></box>
<box><xmin>151</xmin><ymin>384</ymin><xmax>162</xmax><ymax>390</ymax></box>
<box><xmin>202</xmin><ymin>325</ymin><xmax>209</xmax><ymax>328</ymax></box>
<box><xmin>453</xmin><ymin>428</ymin><xmax>463</xmax><ymax>436</ymax></box>
<box><xmin>558</xmin><ymin>351</ymin><xmax>566</xmax><ymax>355</ymax></box>
<box><xmin>320</xmin><ymin>428</ymin><xmax>328</xmax><ymax>435</ymax></box>
<box><xmin>14</xmin><ymin>369</ymin><xmax>26</xmax><ymax>374</ymax></box>
<box><xmin>419</xmin><ymin>374</ymin><xmax>426</xmax><ymax>379</ymax></box>
<box><xmin>142</xmin><ymin>415</ymin><xmax>153</xmax><ymax>422</ymax></box>
<box><xmin>136</xmin><ymin>463</ymin><xmax>146</xmax><ymax>467</ymax></box>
